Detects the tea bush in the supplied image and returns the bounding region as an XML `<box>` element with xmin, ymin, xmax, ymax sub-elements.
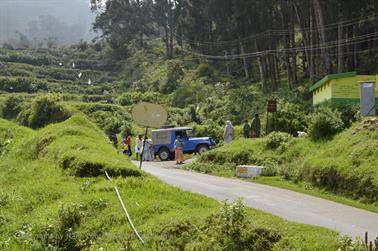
<box><xmin>155</xmin><ymin>200</ymin><xmax>281</xmax><ymax>250</ymax></box>
<box><xmin>116</xmin><ymin>91</ymin><xmax>162</xmax><ymax>106</ymax></box>
<box><xmin>193</xmin><ymin>120</ymin><xmax>223</xmax><ymax>143</ymax></box>
<box><xmin>0</xmin><ymin>76</ymin><xmax>48</xmax><ymax>93</ymax></box>
<box><xmin>308</xmin><ymin>107</ymin><xmax>344</xmax><ymax>140</ymax></box>
<box><xmin>17</xmin><ymin>95</ymin><xmax>70</xmax><ymax>129</ymax></box>
<box><xmin>1</xmin><ymin>95</ymin><xmax>25</xmax><ymax>119</ymax></box>
<box><xmin>265</xmin><ymin>132</ymin><xmax>292</xmax><ymax>150</ymax></box>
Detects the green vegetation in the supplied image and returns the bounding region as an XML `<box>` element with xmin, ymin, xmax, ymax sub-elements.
<box><xmin>0</xmin><ymin>117</ymin><xmax>342</xmax><ymax>250</ymax></box>
<box><xmin>187</xmin><ymin>118</ymin><xmax>378</xmax><ymax>211</ymax></box>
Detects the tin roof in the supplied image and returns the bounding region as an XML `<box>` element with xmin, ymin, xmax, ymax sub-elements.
<box><xmin>152</xmin><ymin>127</ymin><xmax>192</xmax><ymax>132</ymax></box>
<box><xmin>309</xmin><ymin>72</ymin><xmax>357</xmax><ymax>92</ymax></box>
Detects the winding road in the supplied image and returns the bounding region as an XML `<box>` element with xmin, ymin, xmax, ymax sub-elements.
<box><xmin>134</xmin><ymin>160</ymin><xmax>378</xmax><ymax>240</ymax></box>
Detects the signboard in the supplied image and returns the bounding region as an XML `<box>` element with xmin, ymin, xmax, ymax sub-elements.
<box><xmin>132</xmin><ymin>102</ymin><xmax>168</xmax><ymax>128</ymax></box>
<box><xmin>360</xmin><ymin>82</ymin><xmax>376</xmax><ymax>116</ymax></box>
<box><xmin>267</xmin><ymin>100</ymin><xmax>277</xmax><ymax>113</ymax></box>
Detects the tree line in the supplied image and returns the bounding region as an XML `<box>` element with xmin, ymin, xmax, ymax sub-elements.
<box><xmin>90</xmin><ymin>0</ymin><xmax>378</xmax><ymax>92</ymax></box>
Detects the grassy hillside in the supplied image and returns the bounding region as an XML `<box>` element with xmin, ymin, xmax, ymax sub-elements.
<box><xmin>188</xmin><ymin>118</ymin><xmax>378</xmax><ymax>209</ymax></box>
<box><xmin>0</xmin><ymin>117</ymin><xmax>343</xmax><ymax>250</ymax></box>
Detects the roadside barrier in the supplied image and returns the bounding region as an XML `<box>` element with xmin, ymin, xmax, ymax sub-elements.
<box><xmin>104</xmin><ymin>171</ymin><xmax>145</xmax><ymax>245</ymax></box>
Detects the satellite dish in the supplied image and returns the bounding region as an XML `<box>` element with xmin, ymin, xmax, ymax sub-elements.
<box><xmin>132</xmin><ymin>102</ymin><xmax>168</xmax><ymax>128</ymax></box>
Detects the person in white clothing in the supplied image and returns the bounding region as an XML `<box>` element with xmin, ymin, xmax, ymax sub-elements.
<box><xmin>223</xmin><ymin>120</ymin><xmax>234</xmax><ymax>144</ymax></box>
<box><xmin>135</xmin><ymin>135</ymin><xmax>143</xmax><ymax>160</ymax></box>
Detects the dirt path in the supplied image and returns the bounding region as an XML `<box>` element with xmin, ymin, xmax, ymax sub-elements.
<box><xmin>134</xmin><ymin>160</ymin><xmax>378</xmax><ymax>240</ymax></box>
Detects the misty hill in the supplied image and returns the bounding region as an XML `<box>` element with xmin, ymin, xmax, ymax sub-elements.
<box><xmin>0</xmin><ymin>0</ymin><xmax>96</xmax><ymax>47</ymax></box>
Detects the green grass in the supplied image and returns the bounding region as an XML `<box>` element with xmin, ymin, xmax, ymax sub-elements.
<box><xmin>187</xmin><ymin>118</ymin><xmax>378</xmax><ymax>212</ymax></box>
<box><xmin>0</xmin><ymin>116</ymin><xmax>342</xmax><ymax>250</ymax></box>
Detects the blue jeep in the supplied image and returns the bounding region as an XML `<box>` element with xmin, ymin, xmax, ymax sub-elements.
<box><xmin>152</xmin><ymin>127</ymin><xmax>217</xmax><ymax>161</ymax></box>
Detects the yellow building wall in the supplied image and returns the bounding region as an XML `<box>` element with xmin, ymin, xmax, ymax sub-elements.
<box><xmin>313</xmin><ymin>75</ymin><xmax>378</xmax><ymax>105</ymax></box>
<box><xmin>332</xmin><ymin>75</ymin><xmax>378</xmax><ymax>99</ymax></box>
<box><xmin>313</xmin><ymin>82</ymin><xmax>332</xmax><ymax>105</ymax></box>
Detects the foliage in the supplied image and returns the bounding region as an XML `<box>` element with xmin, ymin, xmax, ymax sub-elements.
<box><xmin>0</xmin><ymin>76</ymin><xmax>47</xmax><ymax>93</ymax></box>
<box><xmin>271</xmin><ymin>100</ymin><xmax>309</xmax><ymax>135</ymax></box>
<box><xmin>17</xmin><ymin>95</ymin><xmax>70</xmax><ymax>129</ymax></box>
<box><xmin>265</xmin><ymin>132</ymin><xmax>292</xmax><ymax>150</ymax></box>
<box><xmin>193</xmin><ymin>120</ymin><xmax>223</xmax><ymax>143</ymax></box>
<box><xmin>1</xmin><ymin>95</ymin><xmax>25</xmax><ymax>119</ymax></box>
<box><xmin>155</xmin><ymin>200</ymin><xmax>281</xmax><ymax>250</ymax></box>
<box><xmin>189</xmin><ymin>119</ymin><xmax>378</xmax><ymax>204</ymax></box>
<box><xmin>116</xmin><ymin>91</ymin><xmax>162</xmax><ymax>106</ymax></box>
<box><xmin>0</xmin><ymin>117</ymin><xmax>340</xmax><ymax>250</ymax></box>
<box><xmin>308</xmin><ymin>107</ymin><xmax>344</xmax><ymax>140</ymax></box>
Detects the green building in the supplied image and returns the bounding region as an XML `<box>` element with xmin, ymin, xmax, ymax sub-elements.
<box><xmin>309</xmin><ymin>72</ymin><xmax>378</xmax><ymax>105</ymax></box>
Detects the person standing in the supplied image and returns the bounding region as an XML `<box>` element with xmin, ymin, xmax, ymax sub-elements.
<box><xmin>135</xmin><ymin>135</ymin><xmax>143</xmax><ymax>160</ymax></box>
<box><xmin>223</xmin><ymin>121</ymin><xmax>234</xmax><ymax>144</ymax></box>
<box><xmin>243</xmin><ymin>120</ymin><xmax>251</xmax><ymax>138</ymax></box>
<box><xmin>251</xmin><ymin>114</ymin><xmax>261</xmax><ymax>138</ymax></box>
<box><xmin>174</xmin><ymin>135</ymin><xmax>185</xmax><ymax>164</ymax></box>
<box><xmin>142</xmin><ymin>137</ymin><xmax>153</xmax><ymax>161</ymax></box>
<box><xmin>123</xmin><ymin>134</ymin><xmax>132</xmax><ymax>158</ymax></box>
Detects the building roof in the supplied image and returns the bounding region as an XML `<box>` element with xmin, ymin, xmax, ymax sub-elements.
<box><xmin>152</xmin><ymin>127</ymin><xmax>192</xmax><ymax>132</ymax></box>
<box><xmin>309</xmin><ymin>72</ymin><xmax>357</xmax><ymax>92</ymax></box>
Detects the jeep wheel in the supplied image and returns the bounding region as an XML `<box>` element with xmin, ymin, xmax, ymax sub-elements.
<box><xmin>158</xmin><ymin>148</ymin><xmax>171</xmax><ymax>161</ymax></box>
<box><xmin>197</xmin><ymin>144</ymin><xmax>209</xmax><ymax>155</ymax></box>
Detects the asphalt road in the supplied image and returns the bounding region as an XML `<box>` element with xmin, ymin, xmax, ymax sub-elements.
<box><xmin>134</xmin><ymin>160</ymin><xmax>378</xmax><ymax>240</ymax></box>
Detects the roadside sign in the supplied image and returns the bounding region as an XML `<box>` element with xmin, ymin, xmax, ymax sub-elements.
<box><xmin>132</xmin><ymin>102</ymin><xmax>168</xmax><ymax>128</ymax></box>
<box><xmin>267</xmin><ymin>100</ymin><xmax>277</xmax><ymax>113</ymax></box>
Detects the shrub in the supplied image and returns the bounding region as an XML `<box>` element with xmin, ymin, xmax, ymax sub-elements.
<box><xmin>155</xmin><ymin>200</ymin><xmax>280</xmax><ymax>250</ymax></box>
<box><xmin>0</xmin><ymin>76</ymin><xmax>48</xmax><ymax>93</ymax></box>
<box><xmin>193</xmin><ymin>120</ymin><xmax>223</xmax><ymax>143</ymax></box>
<box><xmin>271</xmin><ymin>100</ymin><xmax>308</xmax><ymax>135</ymax></box>
<box><xmin>116</xmin><ymin>91</ymin><xmax>161</xmax><ymax>106</ymax></box>
<box><xmin>1</xmin><ymin>95</ymin><xmax>25</xmax><ymax>119</ymax></box>
<box><xmin>17</xmin><ymin>95</ymin><xmax>70</xmax><ymax>129</ymax></box>
<box><xmin>308</xmin><ymin>107</ymin><xmax>344</xmax><ymax>140</ymax></box>
<box><xmin>196</xmin><ymin>62</ymin><xmax>214</xmax><ymax>78</ymax></box>
<box><xmin>265</xmin><ymin>132</ymin><xmax>292</xmax><ymax>150</ymax></box>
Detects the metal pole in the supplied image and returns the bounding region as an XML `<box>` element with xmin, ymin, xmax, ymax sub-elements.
<box><xmin>139</xmin><ymin>127</ymin><xmax>148</xmax><ymax>169</ymax></box>
<box><xmin>266</xmin><ymin>111</ymin><xmax>269</xmax><ymax>135</ymax></box>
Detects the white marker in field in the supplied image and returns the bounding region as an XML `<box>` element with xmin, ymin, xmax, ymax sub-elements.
<box><xmin>88</xmin><ymin>79</ymin><xmax>92</xmax><ymax>85</ymax></box>
<box><xmin>78</xmin><ymin>72</ymin><xmax>82</xmax><ymax>78</ymax></box>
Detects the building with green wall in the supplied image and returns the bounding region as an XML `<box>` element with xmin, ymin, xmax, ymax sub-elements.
<box><xmin>309</xmin><ymin>72</ymin><xmax>378</xmax><ymax>105</ymax></box>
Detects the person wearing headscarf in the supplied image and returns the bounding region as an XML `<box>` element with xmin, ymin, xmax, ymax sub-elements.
<box><xmin>223</xmin><ymin>120</ymin><xmax>234</xmax><ymax>144</ymax></box>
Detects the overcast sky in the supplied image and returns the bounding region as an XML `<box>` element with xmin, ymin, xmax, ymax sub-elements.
<box><xmin>0</xmin><ymin>0</ymin><xmax>96</xmax><ymax>44</ymax></box>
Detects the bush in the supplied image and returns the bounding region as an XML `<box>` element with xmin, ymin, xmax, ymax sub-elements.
<box><xmin>17</xmin><ymin>95</ymin><xmax>70</xmax><ymax>128</ymax></box>
<box><xmin>116</xmin><ymin>91</ymin><xmax>161</xmax><ymax>106</ymax></box>
<box><xmin>1</xmin><ymin>95</ymin><xmax>25</xmax><ymax>119</ymax></box>
<box><xmin>155</xmin><ymin>200</ymin><xmax>280</xmax><ymax>250</ymax></box>
<box><xmin>308</xmin><ymin>107</ymin><xmax>344</xmax><ymax>140</ymax></box>
<box><xmin>0</xmin><ymin>76</ymin><xmax>48</xmax><ymax>93</ymax></box>
<box><xmin>265</xmin><ymin>132</ymin><xmax>292</xmax><ymax>150</ymax></box>
<box><xmin>271</xmin><ymin>100</ymin><xmax>308</xmax><ymax>135</ymax></box>
<box><xmin>193</xmin><ymin>120</ymin><xmax>223</xmax><ymax>143</ymax></box>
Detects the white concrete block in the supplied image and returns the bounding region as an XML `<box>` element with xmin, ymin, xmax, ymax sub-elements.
<box><xmin>236</xmin><ymin>165</ymin><xmax>264</xmax><ymax>178</ymax></box>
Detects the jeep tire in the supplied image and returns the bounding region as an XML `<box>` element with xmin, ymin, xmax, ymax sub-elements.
<box><xmin>197</xmin><ymin>144</ymin><xmax>209</xmax><ymax>155</ymax></box>
<box><xmin>158</xmin><ymin>148</ymin><xmax>171</xmax><ymax>161</ymax></box>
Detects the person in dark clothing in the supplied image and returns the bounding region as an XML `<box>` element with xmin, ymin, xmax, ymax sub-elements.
<box><xmin>243</xmin><ymin>120</ymin><xmax>251</xmax><ymax>138</ymax></box>
<box><xmin>251</xmin><ymin>114</ymin><xmax>261</xmax><ymax>138</ymax></box>
<box><xmin>108</xmin><ymin>133</ymin><xmax>118</xmax><ymax>148</ymax></box>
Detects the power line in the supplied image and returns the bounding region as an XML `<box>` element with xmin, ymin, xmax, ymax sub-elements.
<box><xmin>180</xmin><ymin>32</ymin><xmax>378</xmax><ymax>60</ymax></box>
<box><xmin>177</xmin><ymin>13</ymin><xmax>378</xmax><ymax>47</ymax></box>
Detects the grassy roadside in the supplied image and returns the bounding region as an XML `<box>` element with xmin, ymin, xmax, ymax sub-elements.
<box><xmin>186</xmin><ymin>119</ymin><xmax>378</xmax><ymax>214</ymax></box>
<box><xmin>0</xmin><ymin>116</ymin><xmax>342</xmax><ymax>250</ymax></box>
<box><xmin>185</xmin><ymin>164</ymin><xmax>378</xmax><ymax>214</ymax></box>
